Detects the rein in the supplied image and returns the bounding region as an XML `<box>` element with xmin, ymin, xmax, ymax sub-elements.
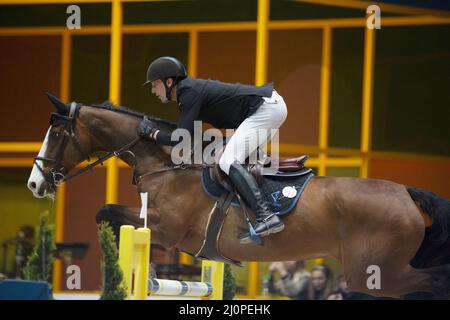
<box><xmin>62</xmin><ymin>137</ymin><xmax>141</xmax><ymax>183</ymax></box>
<box><xmin>134</xmin><ymin>163</ymin><xmax>209</xmax><ymax>184</ymax></box>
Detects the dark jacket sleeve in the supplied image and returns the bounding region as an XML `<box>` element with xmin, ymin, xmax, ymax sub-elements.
<box><xmin>154</xmin><ymin>90</ymin><xmax>202</xmax><ymax>146</ymax></box>
<box><xmin>154</xmin><ymin>130</ymin><xmax>178</xmax><ymax>146</ymax></box>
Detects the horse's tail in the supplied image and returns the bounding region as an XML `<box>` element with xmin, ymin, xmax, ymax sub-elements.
<box><xmin>407</xmin><ymin>187</ymin><xmax>450</xmax><ymax>268</ymax></box>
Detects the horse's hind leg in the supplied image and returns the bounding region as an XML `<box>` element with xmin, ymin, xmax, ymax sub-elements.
<box><xmin>343</xmin><ymin>256</ymin><xmax>435</xmax><ymax>298</ymax></box>
<box><xmin>417</xmin><ymin>264</ymin><xmax>450</xmax><ymax>299</ymax></box>
<box><xmin>342</xmin><ymin>230</ymin><xmax>450</xmax><ymax>299</ymax></box>
<box><xmin>340</xmin><ymin>211</ymin><xmax>437</xmax><ymax>297</ymax></box>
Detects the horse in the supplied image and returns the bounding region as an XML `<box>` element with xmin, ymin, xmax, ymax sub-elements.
<box><xmin>27</xmin><ymin>94</ymin><xmax>450</xmax><ymax>299</ymax></box>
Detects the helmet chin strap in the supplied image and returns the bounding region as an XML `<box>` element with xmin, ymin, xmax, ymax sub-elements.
<box><xmin>163</xmin><ymin>78</ymin><xmax>173</xmax><ymax>101</ymax></box>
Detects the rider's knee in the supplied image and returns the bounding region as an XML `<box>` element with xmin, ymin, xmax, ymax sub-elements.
<box><xmin>218</xmin><ymin>157</ymin><xmax>232</xmax><ymax>175</ymax></box>
<box><xmin>275</xmin><ymin>100</ymin><xmax>288</xmax><ymax>126</ymax></box>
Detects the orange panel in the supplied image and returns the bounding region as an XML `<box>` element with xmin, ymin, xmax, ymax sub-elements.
<box><xmin>62</xmin><ymin>170</ymin><xmax>106</xmax><ymax>291</ymax></box>
<box><xmin>268</xmin><ymin>29</ymin><xmax>322</xmax><ymax>146</ymax></box>
<box><xmin>370</xmin><ymin>157</ymin><xmax>450</xmax><ymax>199</ymax></box>
<box><xmin>118</xmin><ymin>167</ymin><xmax>141</xmax><ymax>207</ymax></box>
<box><xmin>197</xmin><ymin>31</ymin><xmax>256</xmax><ymax>84</ymax></box>
<box><xmin>0</xmin><ymin>36</ymin><xmax>61</xmax><ymax>141</ymax></box>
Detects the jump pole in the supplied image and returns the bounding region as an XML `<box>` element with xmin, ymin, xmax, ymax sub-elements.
<box><xmin>118</xmin><ymin>225</ymin><xmax>224</xmax><ymax>300</ymax></box>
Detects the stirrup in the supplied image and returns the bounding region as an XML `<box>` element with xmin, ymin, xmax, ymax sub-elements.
<box><xmin>239</xmin><ymin>220</ymin><xmax>284</xmax><ymax>245</ymax></box>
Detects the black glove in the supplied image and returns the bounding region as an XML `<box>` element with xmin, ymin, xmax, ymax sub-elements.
<box><xmin>137</xmin><ymin>117</ymin><xmax>153</xmax><ymax>139</ymax></box>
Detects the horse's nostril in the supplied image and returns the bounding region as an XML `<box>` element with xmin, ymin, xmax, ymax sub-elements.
<box><xmin>30</xmin><ymin>181</ymin><xmax>36</xmax><ymax>189</ymax></box>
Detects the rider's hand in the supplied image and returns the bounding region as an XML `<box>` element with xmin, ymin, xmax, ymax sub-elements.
<box><xmin>137</xmin><ymin>117</ymin><xmax>153</xmax><ymax>139</ymax></box>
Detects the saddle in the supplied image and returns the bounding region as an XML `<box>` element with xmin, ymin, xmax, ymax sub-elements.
<box><xmin>211</xmin><ymin>147</ymin><xmax>309</xmax><ymax>191</ymax></box>
<box><xmin>194</xmin><ymin>147</ymin><xmax>313</xmax><ymax>266</ymax></box>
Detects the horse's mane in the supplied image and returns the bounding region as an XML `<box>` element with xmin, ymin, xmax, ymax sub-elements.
<box><xmin>90</xmin><ymin>101</ymin><xmax>177</xmax><ymax>131</ymax></box>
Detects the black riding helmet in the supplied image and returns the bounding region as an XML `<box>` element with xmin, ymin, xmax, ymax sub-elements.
<box><xmin>142</xmin><ymin>56</ymin><xmax>187</xmax><ymax>100</ymax></box>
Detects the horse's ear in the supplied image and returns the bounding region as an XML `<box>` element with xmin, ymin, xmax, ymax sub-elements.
<box><xmin>46</xmin><ymin>92</ymin><xmax>69</xmax><ymax>114</ymax></box>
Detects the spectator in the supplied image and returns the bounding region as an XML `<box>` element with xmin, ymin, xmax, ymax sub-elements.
<box><xmin>306</xmin><ymin>264</ymin><xmax>334</xmax><ymax>300</ymax></box>
<box><xmin>327</xmin><ymin>274</ymin><xmax>346</xmax><ymax>300</ymax></box>
<box><xmin>267</xmin><ymin>261</ymin><xmax>311</xmax><ymax>300</ymax></box>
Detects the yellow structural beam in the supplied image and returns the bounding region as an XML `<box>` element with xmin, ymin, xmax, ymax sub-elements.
<box><xmin>188</xmin><ymin>30</ymin><xmax>198</xmax><ymax>78</ymax></box>
<box><xmin>178</xmin><ymin>29</ymin><xmax>199</xmax><ymax>266</ymax></box>
<box><xmin>0</xmin><ymin>0</ymin><xmax>176</xmax><ymax>4</ymax></box>
<box><xmin>293</xmin><ymin>0</ymin><xmax>450</xmax><ymax>18</ymax></box>
<box><xmin>1</xmin><ymin>17</ymin><xmax>449</xmax><ymax>37</ymax></box>
<box><xmin>318</xmin><ymin>26</ymin><xmax>332</xmax><ymax>176</ymax></box>
<box><xmin>0</xmin><ymin>142</ymin><xmax>41</xmax><ymax>152</ymax></box>
<box><xmin>53</xmin><ymin>29</ymin><xmax>71</xmax><ymax>293</ymax></box>
<box><xmin>361</xmin><ymin>27</ymin><xmax>376</xmax><ymax>179</ymax></box>
<box><xmin>124</xmin><ymin>22</ymin><xmax>257</xmax><ymax>33</ymax></box>
<box><xmin>53</xmin><ymin>184</ymin><xmax>66</xmax><ymax>292</ymax></box>
<box><xmin>247</xmin><ymin>0</ymin><xmax>271</xmax><ymax>299</ymax></box>
<box><xmin>1</xmin><ymin>0</ymin><xmax>449</xmax><ymax>18</ymax></box>
<box><xmin>255</xmin><ymin>0</ymin><xmax>269</xmax><ymax>87</ymax></box>
<box><xmin>0</xmin><ymin>158</ymin><xmax>34</xmax><ymax>166</ymax></box>
<box><xmin>269</xmin><ymin>16</ymin><xmax>450</xmax><ymax>29</ymax></box>
<box><xmin>105</xmin><ymin>0</ymin><xmax>122</xmax><ymax>204</ymax></box>
<box><xmin>0</xmin><ymin>0</ymin><xmax>111</xmax><ymax>4</ymax></box>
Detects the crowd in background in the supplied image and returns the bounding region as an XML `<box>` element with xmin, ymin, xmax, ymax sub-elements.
<box><xmin>266</xmin><ymin>261</ymin><xmax>375</xmax><ymax>300</ymax></box>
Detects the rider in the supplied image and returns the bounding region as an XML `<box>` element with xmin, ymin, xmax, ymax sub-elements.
<box><xmin>138</xmin><ymin>56</ymin><xmax>288</xmax><ymax>243</ymax></box>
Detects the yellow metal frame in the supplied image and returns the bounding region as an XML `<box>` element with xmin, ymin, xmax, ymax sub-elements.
<box><xmin>1</xmin><ymin>0</ymin><xmax>450</xmax><ymax>299</ymax></box>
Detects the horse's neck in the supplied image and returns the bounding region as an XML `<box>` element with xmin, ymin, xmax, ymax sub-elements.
<box><xmin>79</xmin><ymin>106</ymin><xmax>172</xmax><ymax>169</ymax></box>
<box><xmin>81</xmin><ymin>106</ymin><xmax>134</xmax><ymax>150</ymax></box>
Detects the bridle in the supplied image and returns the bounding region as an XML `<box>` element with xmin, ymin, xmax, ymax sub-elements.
<box><xmin>34</xmin><ymin>102</ymin><xmax>88</xmax><ymax>191</ymax></box>
<box><xmin>34</xmin><ymin>102</ymin><xmax>140</xmax><ymax>191</ymax></box>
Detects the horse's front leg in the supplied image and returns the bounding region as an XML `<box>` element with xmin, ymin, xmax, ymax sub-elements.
<box><xmin>95</xmin><ymin>204</ymin><xmax>165</xmax><ymax>246</ymax></box>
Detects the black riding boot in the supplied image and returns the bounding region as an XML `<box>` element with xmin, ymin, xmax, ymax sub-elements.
<box><xmin>228</xmin><ymin>162</ymin><xmax>284</xmax><ymax>244</ymax></box>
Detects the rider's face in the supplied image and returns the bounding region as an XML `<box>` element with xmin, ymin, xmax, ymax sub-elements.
<box><xmin>151</xmin><ymin>79</ymin><xmax>169</xmax><ymax>103</ymax></box>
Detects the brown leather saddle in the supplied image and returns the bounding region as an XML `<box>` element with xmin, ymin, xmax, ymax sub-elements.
<box><xmin>211</xmin><ymin>147</ymin><xmax>309</xmax><ymax>191</ymax></box>
<box><xmin>194</xmin><ymin>147</ymin><xmax>309</xmax><ymax>265</ymax></box>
